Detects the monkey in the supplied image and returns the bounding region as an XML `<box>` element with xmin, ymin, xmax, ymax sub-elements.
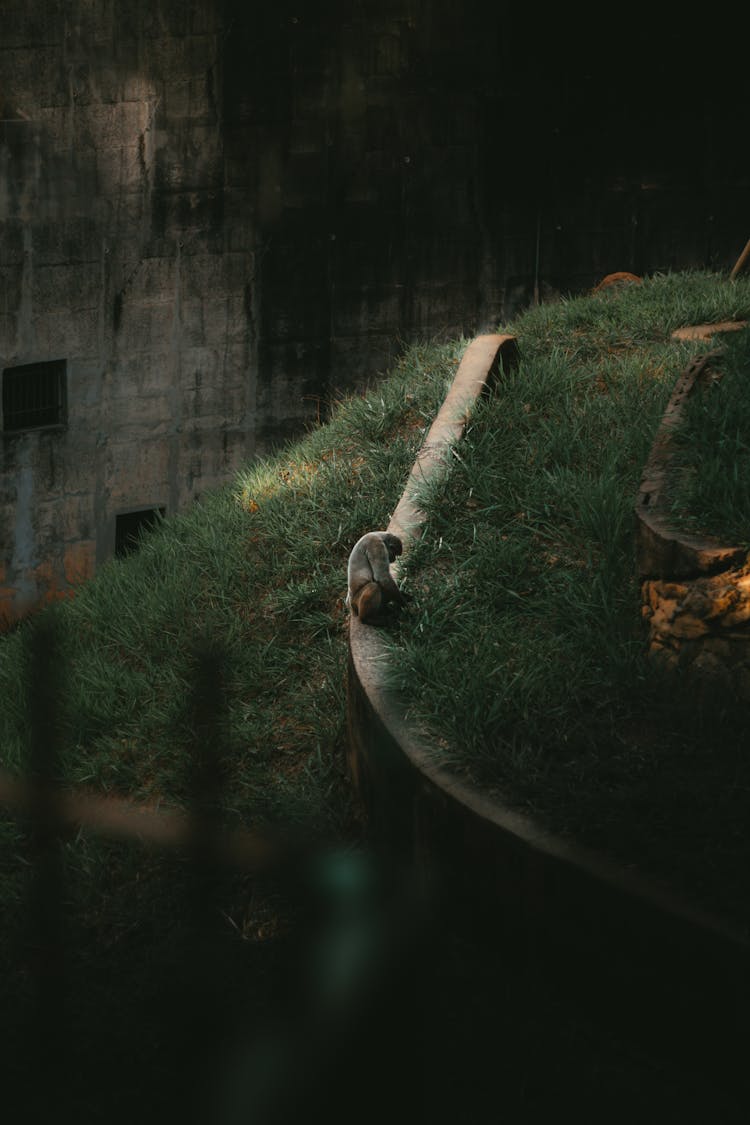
<box><xmin>346</xmin><ymin>531</ymin><xmax>411</xmax><ymax>624</ymax></box>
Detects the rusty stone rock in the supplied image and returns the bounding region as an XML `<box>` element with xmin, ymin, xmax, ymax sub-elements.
<box><xmin>734</xmin><ymin>572</ymin><xmax>750</xmax><ymax>596</ymax></box>
<box><xmin>670</xmin><ymin>613</ymin><xmax>709</xmax><ymax>640</ymax></box>
<box><xmin>658</xmin><ymin>581</ymin><xmax>689</xmax><ymax>601</ymax></box>
<box><xmin>682</xmin><ymin>586</ymin><xmax>735</xmax><ymax>621</ymax></box>
<box><xmin>721</xmin><ymin>602</ymin><xmax>750</xmax><ymax>628</ymax></box>
<box><xmin>649</xmin><ymin>600</ymin><xmax>679</xmax><ymax>631</ymax></box>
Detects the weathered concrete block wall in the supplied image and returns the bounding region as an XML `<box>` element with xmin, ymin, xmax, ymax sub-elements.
<box><xmin>0</xmin><ymin>0</ymin><xmax>254</xmax><ymax>622</ymax></box>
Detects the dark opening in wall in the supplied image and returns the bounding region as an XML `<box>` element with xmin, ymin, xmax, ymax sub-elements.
<box><xmin>115</xmin><ymin>508</ymin><xmax>165</xmax><ymax>558</ymax></box>
<box><xmin>2</xmin><ymin>359</ymin><xmax>67</xmax><ymax>432</ymax></box>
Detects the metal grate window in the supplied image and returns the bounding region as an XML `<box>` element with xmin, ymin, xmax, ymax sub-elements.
<box><xmin>2</xmin><ymin>359</ymin><xmax>67</xmax><ymax>432</ymax></box>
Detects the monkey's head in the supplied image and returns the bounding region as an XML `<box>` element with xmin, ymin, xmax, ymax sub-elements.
<box><xmin>383</xmin><ymin>533</ymin><xmax>403</xmax><ymax>562</ymax></box>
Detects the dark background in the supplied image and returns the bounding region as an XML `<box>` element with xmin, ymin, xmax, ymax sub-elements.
<box><xmin>2</xmin><ymin>0</ymin><xmax>749</xmax><ymax>449</ymax></box>
<box><xmin>223</xmin><ymin>0</ymin><xmax>750</xmax><ymax>434</ymax></box>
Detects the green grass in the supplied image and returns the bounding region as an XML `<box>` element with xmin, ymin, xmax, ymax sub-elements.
<box><xmin>2</xmin><ymin>272</ymin><xmax>750</xmax><ymax>1115</ymax></box>
<box><xmin>671</xmin><ymin>325</ymin><xmax>750</xmax><ymax>545</ymax></box>
<box><xmin>2</xmin><ymin>272</ymin><xmax>749</xmax><ymax>927</ymax></box>
<box><xmin>0</xmin><ymin>339</ymin><xmax>464</xmax><ymax>980</ymax></box>
<box><xmin>0</xmin><ymin>341</ymin><xmax>463</xmax><ymax>824</ymax></box>
<box><xmin>0</xmin><ymin>337</ymin><xmax>468</xmax><ymax>1120</ymax></box>
<box><xmin>386</xmin><ymin>271</ymin><xmax>750</xmax><ymax>927</ymax></box>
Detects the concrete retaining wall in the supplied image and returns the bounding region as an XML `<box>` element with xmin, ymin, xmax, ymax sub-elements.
<box><xmin>636</xmin><ymin>339</ymin><xmax>750</xmax><ymax>696</ymax></box>
<box><xmin>347</xmin><ymin>333</ymin><xmax>749</xmax><ymax>1048</ymax></box>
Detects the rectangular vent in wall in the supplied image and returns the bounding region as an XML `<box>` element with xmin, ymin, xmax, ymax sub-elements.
<box><xmin>2</xmin><ymin>359</ymin><xmax>67</xmax><ymax>432</ymax></box>
<box><xmin>115</xmin><ymin>508</ymin><xmax>165</xmax><ymax>558</ymax></box>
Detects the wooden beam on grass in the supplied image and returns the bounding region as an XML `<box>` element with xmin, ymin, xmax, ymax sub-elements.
<box><xmin>729</xmin><ymin>235</ymin><xmax>750</xmax><ymax>281</ymax></box>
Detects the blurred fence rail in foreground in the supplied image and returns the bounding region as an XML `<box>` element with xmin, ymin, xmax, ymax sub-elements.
<box><xmin>0</xmin><ymin>617</ymin><xmax>430</xmax><ymax>1125</ymax></box>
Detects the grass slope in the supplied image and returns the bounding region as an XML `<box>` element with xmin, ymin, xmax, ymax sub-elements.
<box><xmin>1</xmin><ymin>273</ymin><xmax>749</xmax><ymax>1118</ymax></box>
<box><xmin>0</xmin><ymin>340</ymin><xmax>466</xmax><ymax>1121</ymax></box>
<box><xmin>1</xmin><ymin>343</ymin><xmax>463</xmax><ymax>821</ymax></box>
<box><xmin>0</xmin><ymin>340</ymin><xmax>463</xmax><ymax>1001</ymax></box>
<box><xmin>387</xmin><ymin>271</ymin><xmax>750</xmax><ymax>928</ymax></box>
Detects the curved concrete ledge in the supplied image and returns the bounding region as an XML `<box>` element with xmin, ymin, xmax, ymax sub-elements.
<box><xmin>636</xmin><ymin>349</ymin><xmax>745</xmax><ymax>579</ymax></box>
<box><xmin>637</xmin><ymin>345</ymin><xmax>750</xmax><ymax>688</ymax></box>
<box><xmin>388</xmin><ymin>334</ymin><xmax>519</xmax><ymax>546</ymax></box>
<box><xmin>347</xmin><ymin>333</ymin><xmax>748</xmax><ymax>1035</ymax></box>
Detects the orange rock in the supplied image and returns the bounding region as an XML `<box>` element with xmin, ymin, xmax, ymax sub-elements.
<box><xmin>721</xmin><ymin>602</ymin><xmax>750</xmax><ymax>628</ymax></box>
<box><xmin>670</xmin><ymin>613</ymin><xmax>709</xmax><ymax>639</ymax></box>
<box><xmin>591</xmin><ymin>272</ymin><xmax>641</xmax><ymax>293</ymax></box>
<box><xmin>683</xmin><ymin>587</ymin><xmax>735</xmax><ymax>621</ymax></box>
<box><xmin>650</xmin><ymin>600</ymin><xmax>679</xmax><ymax>629</ymax></box>
<box><xmin>657</xmin><ymin>581</ymin><xmax>688</xmax><ymax>600</ymax></box>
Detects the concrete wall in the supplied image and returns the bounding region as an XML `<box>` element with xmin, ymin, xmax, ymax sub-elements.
<box><xmin>0</xmin><ymin>0</ymin><xmax>253</xmax><ymax>622</ymax></box>
<box><xmin>2</xmin><ymin>0</ymin><xmax>749</xmax><ymax>623</ymax></box>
